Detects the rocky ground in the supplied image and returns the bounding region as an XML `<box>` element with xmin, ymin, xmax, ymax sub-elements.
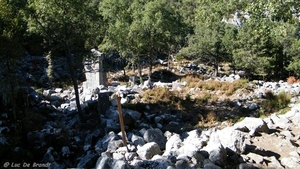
<box><xmin>0</xmin><ymin>56</ymin><xmax>300</xmax><ymax>169</ymax></box>
<box><xmin>249</xmin><ymin>111</ymin><xmax>300</xmax><ymax>169</ymax></box>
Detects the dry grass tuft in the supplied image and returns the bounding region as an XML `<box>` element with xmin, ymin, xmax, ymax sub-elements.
<box><xmin>206</xmin><ymin>111</ymin><xmax>217</xmax><ymax>124</ymax></box>
<box><xmin>183</xmin><ymin>77</ymin><xmax>248</xmax><ymax>96</ymax></box>
<box><xmin>141</xmin><ymin>87</ymin><xmax>172</xmax><ymax>104</ymax></box>
<box><xmin>141</xmin><ymin>87</ymin><xmax>195</xmax><ymax>110</ymax></box>
<box><xmin>196</xmin><ymin>111</ymin><xmax>219</xmax><ymax>128</ymax></box>
<box><xmin>140</xmin><ymin>73</ymin><xmax>252</xmax><ymax>127</ymax></box>
<box><xmin>194</xmin><ymin>92</ymin><xmax>212</xmax><ymax>104</ymax></box>
<box><xmin>224</xmin><ymin>80</ymin><xmax>248</xmax><ymax>95</ymax></box>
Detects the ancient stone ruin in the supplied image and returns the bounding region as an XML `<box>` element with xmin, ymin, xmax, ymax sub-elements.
<box><xmin>82</xmin><ymin>49</ymin><xmax>107</xmax><ymax>89</ymax></box>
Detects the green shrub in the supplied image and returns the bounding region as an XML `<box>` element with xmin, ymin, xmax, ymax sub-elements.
<box><xmin>278</xmin><ymin>107</ymin><xmax>291</xmax><ymax>115</ymax></box>
<box><xmin>260</xmin><ymin>91</ymin><xmax>291</xmax><ymax>116</ymax></box>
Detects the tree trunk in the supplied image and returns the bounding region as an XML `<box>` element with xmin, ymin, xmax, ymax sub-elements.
<box><xmin>280</xmin><ymin>52</ymin><xmax>285</xmax><ymax>80</ymax></box>
<box><xmin>70</xmin><ymin>69</ymin><xmax>83</xmax><ymax>116</ymax></box>
<box><xmin>46</xmin><ymin>51</ymin><xmax>53</xmax><ymax>87</ymax></box>
<box><xmin>214</xmin><ymin>64</ymin><xmax>218</xmax><ymax>77</ymax></box>
<box><xmin>10</xmin><ymin>82</ymin><xmax>16</xmax><ymax>120</ymax></box>
<box><xmin>122</xmin><ymin>59</ymin><xmax>126</xmax><ymax>76</ymax></box>
<box><xmin>213</xmin><ymin>58</ymin><xmax>218</xmax><ymax>77</ymax></box>
<box><xmin>148</xmin><ymin>61</ymin><xmax>152</xmax><ymax>81</ymax></box>
<box><xmin>64</xmin><ymin>45</ymin><xmax>83</xmax><ymax>119</ymax></box>
<box><xmin>138</xmin><ymin>63</ymin><xmax>143</xmax><ymax>84</ymax></box>
<box><xmin>6</xmin><ymin>60</ymin><xmax>16</xmax><ymax>120</ymax></box>
<box><xmin>148</xmin><ymin>49</ymin><xmax>154</xmax><ymax>81</ymax></box>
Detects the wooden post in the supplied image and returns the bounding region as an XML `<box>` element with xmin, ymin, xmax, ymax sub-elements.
<box><xmin>116</xmin><ymin>95</ymin><xmax>127</xmax><ymax>146</ymax></box>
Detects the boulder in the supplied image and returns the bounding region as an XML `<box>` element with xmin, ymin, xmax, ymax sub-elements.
<box><xmin>43</xmin><ymin>147</ymin><xmax>55</xmax><ymax>163</ymax></box>
<box><xmin>175</xmin><ymin>159</ymin><xmax>189</xmax><ymax>169</ymax></box>
<box><xmin>105</xmin><ymin>108</ymin><xmax>120</xmax><ymax>121</ymax></box>
<box><xmin>237</xmin><ymin>163</ymin><xmax>259</xmax><ymax>169</ymax></box>
<box><xmin>0</xmin><ymin>134</ymin><xmax>7</xmax><ymax>145</ymax></box>
<box><xmin>130</xmin><ymin>134</ymin><xmax>145</xmax><ymax>147</ymax></box>
<box><xmin>98</xmin><ymin>92</ymin><xmax>111</xmax><ymax>116</ymax></box>
<box><xmin>285</xmin><ymin>103</ymin><xmax>300</xmax><ymax>119</ymax></box>
<box><xmin>269</xmin><ymin>114</ymin><xmax>291</xmax><ymax>129</ymax></box>
<box><xmin>208</xmin><ymin>143</ymin><xmax>227</xmax><ymax>167</ymax></box>
<box><xmin>95</xmin><ymin>131</ymin><xmax>120</xmax><ymax>153</ymax></box>
<box><xmin>207</xmin><ymin>127</ymin><xmax>247</xmax><ymax>154</ymax></box>
<box><xmin>27</xmin><ymin>131</ymin><xmax>46</xmax><ymax>147</ymax></box>
<box><xmin>248</xmin><ymin>103</ymin><xmax>259</xmax><ymax>111</ymax></box>
<box><xmin>112</xmin><ymin>152</ymin><xmax>125</xmax><ymax>160</ymax></box>
<box><xmin>61</xmin><ymin>146</ymin><xmax>71</xmax><ymax>158</ymax></box>
<box><xmin>234</xmin><ymin>117</ymin><xmax>269</xmax><ymax>134</ymax></box>
<box><xmin>137</xmin><ymin>142</ymin><xmax>161</xmax><ymax>160</ymax></box>
<box><xmin>246</xmin><ymin>152</ymin><xmax>264</xmax><ymax>164</ymax></box>
<box><xmin>203</xmin><ymin>159</ymin><xmax>223</xmax><ymax>169</ymax></box>
<box><xmin>43</xmin><ymin>147</ymin><xmax>64</xmax><ymax>169</ymax></box>
<box><xmin>265</xmin><ymin>156</ymin><xmax>284</xmax><ymax>169</ymax></box>
<box><xmin>95</xmin><ymin>156</ymin><xmax>130</xmax><ymax>169</ymax></box>
<box><xmin>84</xmin><ymin>129</ymin><xmax>101</xmax><ymax>150</ymax></box>
<box><xmin>104</xmin><ymin>119</ymin><xmax>120</xmax><ymax>133</ymax></box>
<box><xmin>182</xmin><ymin>129</ymin><xmax>206</xmax><ymax>149</ymax></box>
<box><xmin>107</xmin><ymin>140</ymin><xmax>124</xmax><ymax>153</ymax></box>
<box><xmin>177</xmin><ymin>144</ymin><xmax>199</xmax><ymax>160</ymax></box>
<box><xmin>291</xmin><ymin>113</ymin><xmax>300</xmax><ymax>124</ymax></box>
<box><xmin>281</xmin><ymin>156</ymin><xmax>300</xmax><ymax>169</ymax></box>
<box><xmin>77</xmin><ymin>151</ymin><xmax>98</xmax><ymax>168</ymax></box>
<box><xmin>163</xmin><ymin>133</ymin><xmax>182</xmax><ymax>156</ymax></box>
<box><xmin>151</xmin><ymin>155</ymin><xmax>172</xmax><ymax>169</ymax></box>
<box><xmin>125</xmin><ymin>152</ymin><xmax>138</xmax><ymax>161</ymax></box>
<box><xmin>123</xmin><ymin>109</ymin><xmax>142</xmax><ymax>121</ymax></box>
<box><xmin>143</xmin><ymin>128</ymin><xmax>167</xmax><ymax>150</ymax></box>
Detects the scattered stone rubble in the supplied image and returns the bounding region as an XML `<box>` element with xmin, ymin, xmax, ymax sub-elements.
<box><xmin>1</xmin><ymin>78</ymin><xmax>299</xmax><ymax>169</ymax></box>
<box><xmin>1</xmin><ymin>55</ymin><xmax>300</xmax><ymax>168</ymax></box>
<box><xmin>92</xmin><ymin>104</ymin><xmax>300</xmax><ymax>169</ymax></box>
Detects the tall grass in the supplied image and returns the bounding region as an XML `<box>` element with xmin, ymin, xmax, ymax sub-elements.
<box><xmin>141</xmin><ymin>77</ymin><xmax>250</xmax><ymax>110</ymax></box>
<box><xmin>141</xmin><ymin>87</ymin><xmax>195</xmax><ymax>110</ymax></box>
<box><xmin>141</xmin><ymin>87</ymin><xmax>173</xmax><ymax>104</ymax></box>
<box><xmin>183</xmin><ymin>75</ymin><xmax>248</xmax><ymax>96</ymax></box>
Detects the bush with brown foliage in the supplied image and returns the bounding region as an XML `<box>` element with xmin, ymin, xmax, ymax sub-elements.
<box><xmin>287</xmin><ymin>76</ymin><xmax>297</xmax><ymax>84</ymax></box>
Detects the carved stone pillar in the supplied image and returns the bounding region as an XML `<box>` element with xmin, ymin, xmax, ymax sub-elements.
<box><xmin>83</xmin><ymin>49</ymin><xmax>107</xmax><ymax>89</ymax></box>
